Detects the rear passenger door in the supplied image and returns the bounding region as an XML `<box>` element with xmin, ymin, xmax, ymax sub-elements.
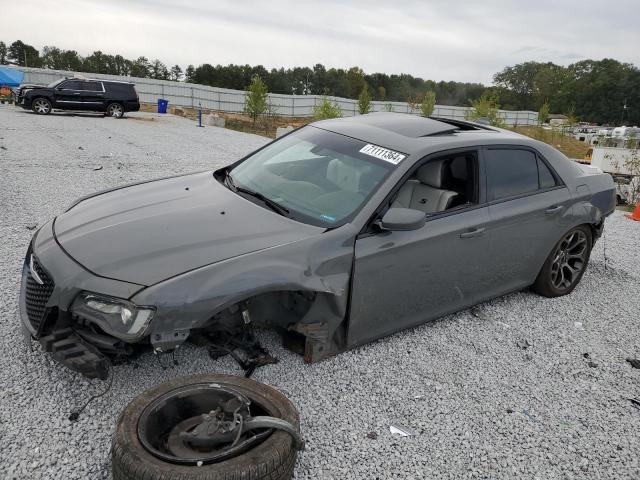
<box><xmin>481</xmin><ymin>147</ymin><xmax>571</xmax><ymax>298</ymax></box>
<box><xmin>79</xmin><ymin>81</ymin><xmax>105</xmax><ymax>111</ymax></box>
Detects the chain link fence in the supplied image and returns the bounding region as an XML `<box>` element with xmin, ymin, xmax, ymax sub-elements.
<box><xmin>16</xmin><ymin>66</ymin><xmax>538</xmax><ymax>125</ymax></box>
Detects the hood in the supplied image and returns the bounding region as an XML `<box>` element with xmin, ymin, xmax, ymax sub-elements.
<box><xmin>20</xmin><ymin>84</ymin><xmax>47</xmax><ymax>93</ymax></box>
<box><xmin>54</xmin><ymin>172</ymin><xmax>324</xmax><ymax>286</ymax></box>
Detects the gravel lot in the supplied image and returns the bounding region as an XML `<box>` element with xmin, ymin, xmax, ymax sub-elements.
<box><xmin>1</xmin><ymin>104</ymin><xmax>639</xmax><ymax>480</ymax></box>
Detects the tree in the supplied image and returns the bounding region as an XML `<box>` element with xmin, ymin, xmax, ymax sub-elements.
<box><xmin>244</xmin><ymin>75</ymin><xmax>268</xmax><ymax>123</ymax></box>
<box><xmin>0</xmin><ymin>42</ymin><xmax>7</xmax><ymax>64</ymax></box>
<box><xmin>313</xmin><ymin>97</ymin><xmax>342</xmax><ymax>119</ymax></box>
<box><xmin>130</xmin><ymin>57</ymin><xmax>151</xmax><ymax>78</ymax></box>
<box><xmin>185</xmin><ymin>65</ymin><xmax>195</xmax><ymax>83</ymax></box>
<box><xmin>151</xmin><ymin>59</ymin><xmax>169</xmax><ymax>80</ymax></box>
<box><xmin>420</xmin><ymin>91</ymin><xmax>436</xmax><ymax>117</ymax></box>
<box><xmin>357</xmin><ymin>85</ymin><xmax>371</xmax><ymax>114</ymax></box>
<box><xmin>8</xmin><ymin>40</ymin><xmax>41</xmax><ymax>67</ymax></box>
<box><xmin>466</xmin><ymin>91</ymin><xmax>505</xmax><ymax>127</ymax></box>
<box><xmin>170</xmin><ymin>65</ymin><xmax>183</xmax><ymax>81</ymax></box>
<box><xmin>538</xmin><ymin>101</ymin><xmax>550</xmax><ymax>124</ymax></box>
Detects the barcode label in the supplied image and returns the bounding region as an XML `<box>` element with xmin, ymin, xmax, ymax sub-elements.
<box><xmin>359</xmin><ymin>144</ymin><xmax>406</xmax><ymax>164</ymax></box>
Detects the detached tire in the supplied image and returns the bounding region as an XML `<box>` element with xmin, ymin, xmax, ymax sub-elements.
<box><xmin>532</xmin><ymin>225</ymin><xmax>592</xmax><ymax>298</ymax></box>
<box><xmin>112</xmin><ymin>374</ymin><xmax>299</xmax><ymax>480</ymax></box>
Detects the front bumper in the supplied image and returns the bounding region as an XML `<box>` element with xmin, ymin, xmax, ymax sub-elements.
<box><xmin>19</xmin><ymin>221</ymin><xmax>146</xmax><ymax>378</ymax></box>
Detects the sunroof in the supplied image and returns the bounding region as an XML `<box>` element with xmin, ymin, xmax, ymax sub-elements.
<box><xmin>347</xmin><ymin>112</ymin><xmax>458</xmax><ymax>137</ymax></box>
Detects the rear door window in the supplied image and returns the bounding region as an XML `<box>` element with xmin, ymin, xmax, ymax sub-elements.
<box><xmin>485</xmin><ymin>149</ymin><xmax>539</xmax><ymax>201</ymax></box>
<box><xmin>60</xmin><ymin>80</ymin><xmax>83</xmax><ymax>90</ymax></box>
<box><xmin>82</xmin><ymin>81</ymin><xmax>103</xmax><ymax>91</ymax></box>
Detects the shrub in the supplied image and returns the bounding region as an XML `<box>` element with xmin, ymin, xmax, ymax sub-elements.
<box><xmin>466</xmin><ymin>91</ymin><xmax>505</xmax><ymax>127</ymax></box>
<box><xmin>358</xmin><ymin>86</ymin><xmax>371</xmax><ymax>115</ymax></box>
<box><xmin>420</xmin><ymin>91</ymin><xmax>436</xmax><ymax>117</ymax></box>
<box><xmin>244</xmin><ymin>75</ymin><xmax>268</xmax><ymax>123</ymax></box>
<box><xmin>313</xmin><ymin>97</ymin><xmax>342</xmax><ymax>120</ymax></box>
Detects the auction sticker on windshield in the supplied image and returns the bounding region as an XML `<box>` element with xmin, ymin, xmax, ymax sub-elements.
<box><xmin>359</xmin><ymin>144</ymin><xmax>406</xmax><ymax>165</ymax></box>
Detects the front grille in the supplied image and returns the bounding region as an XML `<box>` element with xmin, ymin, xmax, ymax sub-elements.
<box><xmin>24</xmin><ymin>256</ymin><xmax>55</xmax><ymax>332</ymax></box>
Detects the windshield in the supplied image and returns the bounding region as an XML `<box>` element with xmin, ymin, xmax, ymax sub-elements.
<box><xmin>46</xmin><ymin>78</ymin><xmax>66</xmax><ymax>88</ymax></box>
<box><xmin>228</xmin><ymin>126</ymin><xmax>398</xmax><ymax>227</ymax></box>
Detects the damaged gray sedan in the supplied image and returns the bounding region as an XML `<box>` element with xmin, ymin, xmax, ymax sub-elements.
<box><xmin>20</xmin><ymin>113</ymin><xmax>616</xmax><ymax>379</ymax></box>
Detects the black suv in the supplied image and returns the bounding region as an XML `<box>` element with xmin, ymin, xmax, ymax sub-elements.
<box><xmin>17</xmin><ymin>78</ymin><xmax>140</xmax><ymax>117</ymax></box>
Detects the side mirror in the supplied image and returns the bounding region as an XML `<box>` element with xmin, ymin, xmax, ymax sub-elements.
<box><xmin>379</xmin><ymin>208</ymin><xmax>426</xmax><ymax>231</ymax></box>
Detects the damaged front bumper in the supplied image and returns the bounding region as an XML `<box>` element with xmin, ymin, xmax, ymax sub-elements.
<box><xmin>19</xmin><ymin>221</ymin><xmax>146</xmax><ymax>379</ymax></box>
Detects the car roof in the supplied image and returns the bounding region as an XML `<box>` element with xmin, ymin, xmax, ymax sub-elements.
<box><xmin>63</xmin><ymin>77</ymin><xmax>134</xmax><ymax>85</ymax></box>
<box><xmin>312</xmin><ymin>112</ymin><xmax>528</xmax><ymax>157</ymax></box>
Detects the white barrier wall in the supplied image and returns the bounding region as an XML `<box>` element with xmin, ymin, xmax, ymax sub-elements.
<box><xmin>16</xmin><ymin>66</ymin><xmax>538</xmax><ymax>125</ymax></box>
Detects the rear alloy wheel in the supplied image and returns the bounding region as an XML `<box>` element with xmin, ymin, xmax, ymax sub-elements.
<box><xmin>533</xmin><ymin>225</ymin><xmax>592</xmax><ymax>297</ymax></box>
<box><xmin>106</xmin><ymin>102</ymin><xmax>124</xmax><ymax>118</ymax></box>
<box><xmin>111</xmin><ymin>374</ymin><xmax>302</xmax><ymax>480</ymax></box>
<box><xmin>32</xmin><ymin>98</ymin><xmax>52</xmax><ymax>115</ymax></box>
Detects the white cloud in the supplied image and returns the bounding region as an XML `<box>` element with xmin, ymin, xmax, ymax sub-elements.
<box><xmin>1</xmin><ymin>0</ymin><xmax>638</xmax><ymax>83</ymax></box>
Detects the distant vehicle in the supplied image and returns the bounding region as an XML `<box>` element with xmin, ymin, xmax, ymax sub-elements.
<box><xmin>20</xmin><ymin>113</ymin><xmax>616</xmax><ymax>380</ymax></box>
<box><xmin>16</xmin><ymin>78</ymin><xmax>140</xmax><ymax>118</ymax></box>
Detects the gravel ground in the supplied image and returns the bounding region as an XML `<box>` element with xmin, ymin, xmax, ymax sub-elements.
<box><xmin>1</xmin><ymin>104</ymin><xmax>639</xmax><ymax>479</ymax></box>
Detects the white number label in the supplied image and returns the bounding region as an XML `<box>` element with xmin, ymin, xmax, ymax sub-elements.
<box><xmin>359</xmin><ymin>144</ymin><xmax>406</xmax><ymax>164</ymax></box>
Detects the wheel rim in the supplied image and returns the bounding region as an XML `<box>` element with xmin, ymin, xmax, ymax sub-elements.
<box><xmin>34</xmin><ymin>99</ymin><xmax>50</xmax><ymax>114</ymax></box>
<box><xmin>109</xmin><ymin>104</ymin><xmax>123</xmax><ymax>117</ymax></box>
<box><xmin>550</xmin><ymin>230</ymin><xmax>588</xmax><ymax>290</ymax></box>
<box><xmin>137</xmin><ymin>383</ymin><xmax>274</xmax><ymax>466</ymax></box>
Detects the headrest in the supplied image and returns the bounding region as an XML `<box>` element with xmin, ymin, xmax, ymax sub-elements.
<box><xmin>416</xmin><ymin>160</ymin><xmax>444</xmax><ymax>188</ymax></box>
<box><xmin>450</xmin><ymin>156</ymin><xmax>468</xmax><ymax>180</ymax></box>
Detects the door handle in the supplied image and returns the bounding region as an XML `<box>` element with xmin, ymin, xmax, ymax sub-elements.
<box><xmin>73</xmin><ymin>92</ymin><xmax>81</xmax><ymax>95</ymax></box>
<box><xmin>545</xmin><ymin>205</ymin><xmax>564</xmax><ymax>215</ymax></box>
<box><xmin>460</xmin><ymin>227</ymin><xmax>485</xmax><ymax>239</ymax></box>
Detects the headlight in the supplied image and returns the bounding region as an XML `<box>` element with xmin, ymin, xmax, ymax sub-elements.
<box><xmin>71</xmin><ymin>292</ymin><xmax>155</xmax><ymax>340</ymax></box>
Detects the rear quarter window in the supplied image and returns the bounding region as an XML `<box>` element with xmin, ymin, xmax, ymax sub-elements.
<box><xmin>105</xmin><ymin>83</ymin><xmax>136</xmax><ymax>96</ymax></box>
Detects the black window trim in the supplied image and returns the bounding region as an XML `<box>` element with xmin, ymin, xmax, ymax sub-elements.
<box><xmin>482</xmin><ymin>145</ymin><xmax>566</xmax><ymax>206</ymax></box>
<box><xmin>358</xmin><ymin>146</ymin><xmax>485</xmax><ymax>237</ymax></box>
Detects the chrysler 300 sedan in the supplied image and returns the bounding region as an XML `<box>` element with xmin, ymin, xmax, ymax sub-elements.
<box><xmin>20</xmin><ymin>113</ymin><xmax>615</xmax><ymax>379</ymax></box>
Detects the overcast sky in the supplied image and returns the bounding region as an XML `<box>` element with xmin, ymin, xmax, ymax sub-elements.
<box><xmin>2</xmin><ymin>0</ymin><xmax>638</xmax><ymax>84</ymax></box>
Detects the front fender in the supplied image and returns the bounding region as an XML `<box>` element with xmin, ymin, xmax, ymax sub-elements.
<box><xmin>131</xmin><ymin>225</ymin><xmax>358</xmax><ymax>336</ymax></box>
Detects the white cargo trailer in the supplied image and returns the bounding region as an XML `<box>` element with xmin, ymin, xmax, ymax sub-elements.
<box><xmin>590</xmin><ymin>147</ymin><xmax>638</xmax><ymax>176</ymax></box>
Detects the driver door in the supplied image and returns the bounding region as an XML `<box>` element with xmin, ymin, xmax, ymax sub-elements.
<box><xmin>54</xmin><ymin>80</ymin><xmax>83</xmax><ymax>110</ymax></box>
<box><xmin>347</xmin><ymin>150</ymin><xmax>494</xmax><ymax>346</ymax></box>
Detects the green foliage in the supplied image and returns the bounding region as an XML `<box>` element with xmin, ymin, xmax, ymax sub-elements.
<box><xmin>358</xmin><ymin>85</ymin><xmax>371</xmax><ymax>114</ymax></box>
<box><xmin>420</xmin><ymin>91</ymin><xmax>436</xmax><ymax>117</ymax></box>
<box><xmin>185</xmin><ymin>65</ymin><xmax>195</xmax><ymax>83</ymax></box>
<box><xmin>564</xmin><ymin>107</ymin><xmax>579</xmax><ymax>127</ymax></box>
<box><xmin>2</xmin><ymin>37</ymin><xmax>638</xmax><ymax>124</ymax></box>
<box><xmin>8</xmin><ymin>40</ymin><xmax>41</xmax><ymax>67</ymax></box>
<box><xmin>0</xmin><ymin>42</ymin><xmax>7</xmax><ymax>64</ymax></box>
<box><xmin>494</xmin><ymin>59</ymin><xmax>640</xmax><ymax>124</ymax></box>
<box><xmin>170</xmin><ymin>65</ymin><xmax>183</xmax><ymax>81</ymax></box>
<box><xmin>313</xmin><ymin>97</ymin><xmax>342</xmax><ymax>120</ymax></box>
<box><xmin>538</xmin><ymin>101</ymin><xmax>550</xmax><ymax>124</ymax></box>
<box><xmin>244</xmin><ymin>75</ymin><xmax>269</xmax><ymax>122</ymax></box>
<box><xmin>466</xmin><ymin>91</ymin><xmax>505</xmax><ymax>127</ymax></box>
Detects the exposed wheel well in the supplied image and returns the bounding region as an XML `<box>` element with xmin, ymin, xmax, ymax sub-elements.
<box><xmin>201</xmin><ymin>290</ymin><xmax>347</xmax><ymax>361</ymax></box>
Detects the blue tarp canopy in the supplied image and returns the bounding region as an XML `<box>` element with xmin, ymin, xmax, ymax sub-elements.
<box><xmin>0</xmin><ymin>67</ymin><xmax>25</xmax><ymax>87</ymax></box>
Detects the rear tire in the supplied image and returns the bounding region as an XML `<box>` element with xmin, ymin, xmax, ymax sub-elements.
<box><xmin>111</xmin><ymin>374</ymin><xmax>299</xmax><ymax>480</ymax></box>
<box><xmin>532</xmin><ymin>225</ymin><xmax>592</xmax><ymax>298</ymax></box>
<box><xmin>32</xmin><ymin>98</ymin><xmax>52</xmax><ymax>115</ymax></box>
<box><xmin>106</xmin><ymin>102</ymin><xmax>124</xmax><ymax>118</ymax></box>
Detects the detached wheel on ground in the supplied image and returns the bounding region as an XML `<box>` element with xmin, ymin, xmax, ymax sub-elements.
<box><xmin>532</xmin><ymin>225</ymin><xmax>592</xmax><ymax>297</ymax></box>
<box><xmin>32</xmin><ymin>98</ymin><xmax>52</xmax><ymax>115</ymax></box>
<box><xmin>112</xmin><ymin>374</ymin><xmax>302</xmax><ymax>480</ymax></box>
<box><xmin>106</xmin><ymin>102</ymin><xmax>124</xmax><ymax>118</ymax></box>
